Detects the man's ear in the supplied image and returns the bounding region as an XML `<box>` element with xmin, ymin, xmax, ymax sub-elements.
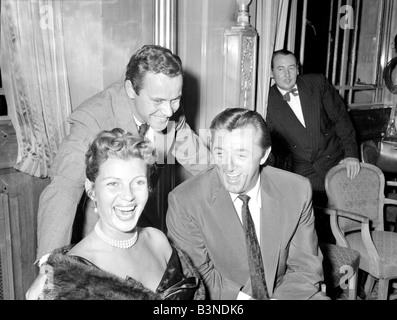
<box><xmin>260</xmin><ymin>147</ymin><xmax>272</xmax><ymax>165</ymax></box>
<box><xmin>125</xmin><ymin>80</ymin><xmax>137</xmax><ymax>100</ymax></box>
<box><xmin>85</xmin><ymin>179</ymin><xmax>95</xmax><ymax>200</ymax></box>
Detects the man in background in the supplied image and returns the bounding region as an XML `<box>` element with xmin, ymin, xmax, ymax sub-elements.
<box><xmin>266</xmin><ymin>49</ymin><xmax>360</xmax><ymax>239</ymax></box>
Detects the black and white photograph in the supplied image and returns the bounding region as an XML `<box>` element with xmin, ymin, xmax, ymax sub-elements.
<box><xmin>0</xmin><ymin>0</ymin><xmax>396</xmax><ymax>312</ymax></box>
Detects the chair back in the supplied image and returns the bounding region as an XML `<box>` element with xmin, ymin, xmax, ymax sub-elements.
<box><xmin>361</xmin><ymin>140</ymin><xmax>397</xmax><ymax>174</ymax></box>
<box><xmin>361</xmin><ymin>140</ymin><xmax>379</xmax><ymax>165</ymax></box>
<box><xmin>325</xmin><ymin>163</ymin><xmax>386</xmax><ymax>233</ymax></box>
<box><xmin>377</xmin><ymin>140</ymin><xmax>397</xmax><ymax>174</ymax></box>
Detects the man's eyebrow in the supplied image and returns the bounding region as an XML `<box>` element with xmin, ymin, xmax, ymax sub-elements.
<box><xmin>277</xmin><ymin>64</ymin><xmax>295</xmax><ymax>68</ymax></box>
<box><xmin>150</xmin><ymin>95</ymin><xmax>182</xmax><ymax>101</ymax></box>
<box><xmin>150</xmin><ymin>96</ymin><xmax>164</xmax><ymax>101</ymax></box>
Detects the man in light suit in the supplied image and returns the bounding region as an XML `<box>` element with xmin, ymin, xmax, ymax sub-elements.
<box><xmin>166</xmin><ymin>108</ymin><xmax>328</xmax><ymax>300</ymax></box>
<box><xmin>266</xmin><ymin>49</ymin><xmax>360</xmax><ymax>203</ymax></box>
<box><xmin>36</xmin><ymin>45</ymin><xmax>209</xmax><ymax>261</ymax></box>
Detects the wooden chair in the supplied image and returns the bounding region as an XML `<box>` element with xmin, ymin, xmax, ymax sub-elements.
<box><xmin>314</xmin><ymin>196</ymin><xmax>360</xmax><ymax>300</ymax></box>
<box><xmin>324</xmin><ymin>163</ymin><xmax>397</xmax><ymax>300</ymax></box>
<box><xmin>317</xmin><ymin>240</ymin><xmax>360</xmax><ymax>300</ymax></box>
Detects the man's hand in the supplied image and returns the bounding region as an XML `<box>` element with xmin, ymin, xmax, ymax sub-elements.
<box><xmin>339</xmin><ymin>157</ymin><xmax>360</xmax><ymax>179</ymax></box>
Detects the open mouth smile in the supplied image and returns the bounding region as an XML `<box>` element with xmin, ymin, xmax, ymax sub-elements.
<box><xmin>114</xmin><ymin>205</ymin><xmax>137</xmax><ymax>220</ymax></box>
<box><xmin>226</xmin><ymin>173</ymin><xmax>241</xmax><ymax>182</ymax></box>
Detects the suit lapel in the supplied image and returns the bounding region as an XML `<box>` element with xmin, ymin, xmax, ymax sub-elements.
<box><xmin>296</xmin><ymin>77</ymin><xmax>320</xmax><ymax>160</ymax></box>
<box><xmin>110</xmin><ymin>76</ymin><xmax>140</xmax><ymax>136</ymax></box>
<box><xmin>259</xmin><ymin>168</ymin><xmax>284</xmax><ymax>294</ymax></box>
<box><xmin>209</xmin><ymin>167</ymin><xmax>286</xmax><ymax>295</ymax></box>
<box><xmin>269</xmin><ymin>86</ymin><xmax>309</xmax><ymax>141</ymax></box>
<box><xmin>209</xmin><ymin>169</ymin><xmax>248</xmax><ymax>260</ymax></box>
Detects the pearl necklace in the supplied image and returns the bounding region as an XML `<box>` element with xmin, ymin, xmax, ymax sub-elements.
<box><xmin>94</xmin><ymin>222</ymin><xmax>138</xmax><ymax>249</ymax></box>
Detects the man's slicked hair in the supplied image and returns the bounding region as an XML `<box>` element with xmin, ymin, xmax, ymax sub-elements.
<box><xmin>125</xmin><ymin>45</ymin><xmax>183</xmax><ymax>95</ymax></box>
<box><xmin>209</xmin><ymin>108</ymin><xmax>271</xmax><ymax>151</ymax></box>
<box><xmin>271</xmin><ymin>49</ymin><xmax>298</xmax><ymax>70</ymax></box>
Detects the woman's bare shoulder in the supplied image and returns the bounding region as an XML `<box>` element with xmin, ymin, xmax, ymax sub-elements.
<box><xmin>68</xmin><ymin>232</ymin><xmax>98</xmax><ymax>260</ymax></box>
<box><xmin>139</xmin><ymin>227</ymin><xmax>172</xmax><ymax>257</ymax></box>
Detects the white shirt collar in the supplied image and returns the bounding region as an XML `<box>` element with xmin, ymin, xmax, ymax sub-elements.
<box><xmin>229</xmin><ymin>176</ymin><xmax>261</xmax><ymax>208</ymax></box>
<box><xmin>133</xmin><ymin>115</ymin><xmax>154</xmax><ymax>141</ymax></box>
<box><xmin>277</xmin><ymin>85</ymin><xmax>298</xmax><ymax>96</ymax></box>
<box><xmin>133</xmin><ymin>115</ymin><xmax>143</xmax><ymax>127</ymax></box>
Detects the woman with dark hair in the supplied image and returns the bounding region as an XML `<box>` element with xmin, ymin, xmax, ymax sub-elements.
<box><xmin>26</xmin><ymin>128</ymin><xmax>205</xmax><ymax>300</ymax></box>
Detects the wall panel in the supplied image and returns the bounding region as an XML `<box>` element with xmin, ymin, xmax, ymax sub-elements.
<box><xmin>178</xmin><ymin>0</ymin><xmax>238</xmax><ymax>135</ymax></box>
<box><xmin>63</xmin><ymin>0</ymin><xmax>154</xmax><ymax>110</ymax></box>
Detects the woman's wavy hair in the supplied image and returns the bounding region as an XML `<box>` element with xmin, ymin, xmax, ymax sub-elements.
<box><xmin>85</xmin><ymin>128</ymin><xmax>157</xmax><ymax>190</ymax></box>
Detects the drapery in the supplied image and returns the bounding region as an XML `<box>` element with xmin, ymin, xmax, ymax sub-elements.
<box><xmin>1</xmin><ymin>0</ymin><xmax>71</xmax><ymax>178</ymax></box>
<box><xmin>255</xmin><ymin>0</ymin><xmax>297</xmax><ymax>117</ymax></box>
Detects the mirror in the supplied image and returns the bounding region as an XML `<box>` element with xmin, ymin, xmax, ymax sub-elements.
<box><xmin>384</xmin><ymin>35</ymin><xmax>397</xmax><ymax>94</ymax></box>
<box><xmin>384</xmin><ymin>57</ymin><xmax>397</xmax><ymax>94</ymax></box>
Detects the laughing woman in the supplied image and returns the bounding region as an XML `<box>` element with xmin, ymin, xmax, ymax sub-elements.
<box><xmin>26</xmin><ymin>128</ymin><xmax>205</xmax><ymax>300</ymax></box>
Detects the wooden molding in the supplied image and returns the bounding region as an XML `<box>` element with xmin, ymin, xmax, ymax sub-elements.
<box><xmin>0</xmin><ymin>119</ymin><xmax>18</xmax><ymax>170</ymax></box>
<box><xmin>0</xmin><ymin>193</ymin><xmax>15</xmax><ymax>300</ymax></box>
<box><xmin>223</xmin><ymin>26</ymin><xmax>258</xmax><ymax>110</ymax></box>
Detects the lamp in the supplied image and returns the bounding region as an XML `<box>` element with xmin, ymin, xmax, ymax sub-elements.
<box><xmin>223</xmin><ymin>0</ymin><xmax>258</xmax><ymax>110</ymax></box>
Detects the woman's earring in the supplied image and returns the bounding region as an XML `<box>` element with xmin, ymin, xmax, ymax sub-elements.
<box><xmin>94</xmin><ymin>202</ymin><xmax>98</xmax><ymax>214</ymax></box>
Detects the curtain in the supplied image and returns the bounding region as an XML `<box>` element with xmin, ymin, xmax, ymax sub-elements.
<box><xmin>1</xmin><ymin>0</ymin><xmax>71</xmax><ymax>178</ymax></box>
<box><xmin>255</xmin><ymin>0</ymin><xmax>297</xmax><ymax>117</ymax></box>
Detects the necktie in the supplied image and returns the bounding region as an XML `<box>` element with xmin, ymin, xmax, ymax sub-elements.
<box><xmin>238</xmin><ymin>194</ymin><xmax>269</xmax><ymax>300</ymax></box>
<box><xmin>283</xmin><ymin>88</ymin><xmax>299</xmax><ymax>102</ymax></box>
<box><xmin>137</xmin><ymin>123</ymin><xmax>163</xmax><ymax>187</ymax></box>
<box><xmin>138</xmin><ymin>123</ymin><xmax>149</xmax><ymax>138</ymax></box>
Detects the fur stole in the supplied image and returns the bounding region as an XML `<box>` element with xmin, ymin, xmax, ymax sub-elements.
<box><xmin>42</xmin><ymin>245</ymin><xmax>206</xmax><ymax>300</ymax></box>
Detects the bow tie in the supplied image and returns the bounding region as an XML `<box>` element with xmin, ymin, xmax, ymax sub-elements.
<box><xmin>283</xmin><ymin>88</ymin><xmax>299</xmax><ymax>102</ymax></box>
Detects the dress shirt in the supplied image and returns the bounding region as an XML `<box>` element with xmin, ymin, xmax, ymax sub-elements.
<box><xmin>277</xmin><ymin>86</ymin><xmax>306</xmax><ymax>128</ymax></box>
<box><xmin>133</xmin><ymin>115</ymin><xmax>154</xmax><ymax>142</ymax></box>
<box><xmin>230</xmin><ymin>177</ymin><xmax>262</xmax><ymax>300</ymax></box>
<box><xmin>229</xmin><ymin>176</ymin><xmax>262</xmax><ymax>244</ymax></box>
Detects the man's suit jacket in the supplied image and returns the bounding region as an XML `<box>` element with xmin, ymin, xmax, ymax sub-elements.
<box><xmin>166</xmin><ymin>165</ymin><xmax>326</xmax><ymax>300</ymax></box>
<box><xmin>36</xmin><ymin>77</ymin><xmax>209</xmax><ymax>259</ymax></box>
<box><xmin>266</xmin><ymin>74</ymin><xmax>359</xmax><ymax>192</ymax></box>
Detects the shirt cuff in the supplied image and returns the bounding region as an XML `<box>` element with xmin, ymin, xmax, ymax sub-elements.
<box><xmin>37</xmin><ymin>253</ymin><xmax>50</xmax><ymax>268</ymax></box>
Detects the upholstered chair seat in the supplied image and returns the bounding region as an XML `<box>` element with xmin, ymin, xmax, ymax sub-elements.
<box><xmin>346</xmin><ymin>231</ymin><xmax>397</xmax><ymax>277</ymax></box>
<box><xmin>319</xmin><ymin>243</ymin><xmax>360</xmax><ymax>299</ymax></box>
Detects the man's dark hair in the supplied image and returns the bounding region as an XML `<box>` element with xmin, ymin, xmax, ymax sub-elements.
<box><xmin>125</xmin><ymin>45</ymin><xmax>183</xmax><ymax>95</ymax></box>
<box><xmin>210</xmin><ymin>108</ymin><xmax>271</xmax><ymax>151</ymax></box>
<box><xmin>271</xmin><ymin>49</ymin><xmax>299</xmax><ymax>70</ymax></box>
